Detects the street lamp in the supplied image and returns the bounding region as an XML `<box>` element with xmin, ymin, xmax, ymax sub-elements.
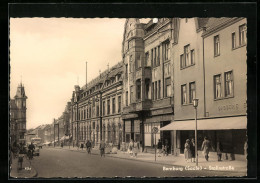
<box><xmin>193</xmin><ymin>98</ymin><xmax>199</xmax><ymax>166</ymax></box>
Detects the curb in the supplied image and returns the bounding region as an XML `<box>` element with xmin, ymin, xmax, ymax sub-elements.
<box><xmin>52</xmin><ymin>147</ymin><xmax>246</xmax><ymax>174</ymax></box>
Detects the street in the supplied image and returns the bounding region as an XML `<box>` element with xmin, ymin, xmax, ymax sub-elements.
<box><xmin>29</xmin><ymin>147</ymin><xmax>244</xmax><ymax>178</ymax></box>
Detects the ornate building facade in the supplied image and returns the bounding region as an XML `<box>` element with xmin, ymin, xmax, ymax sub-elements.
<box><xmin>10</xmin><ymin>82</ymin><xmax>27</xmax><ymax>145</ymax></box>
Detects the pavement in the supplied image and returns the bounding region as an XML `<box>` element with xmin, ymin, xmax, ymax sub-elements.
<box><xmin>51</xmin><ymin>145</ymin><xmax>247</xmax><ymax>174</ymax></box>
<box><xmin>9</xmin><ymin>154</ymin><xmax>38</xmax><ymax>178</ymax></box>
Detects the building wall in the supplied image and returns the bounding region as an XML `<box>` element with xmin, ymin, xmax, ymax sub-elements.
<box><xmin>204</xmin><ymin>18</ymin><xmax>247</xmax><ymax>118</ymax></box>
<box><xmin>173</xmin><ymin>18</ymin><xmax>205</xmax><ymax>120</ymax></box>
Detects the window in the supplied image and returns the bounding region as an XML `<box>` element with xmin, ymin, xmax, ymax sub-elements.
<box><xmin>112</xmin><ymin>98</ymin><xmax>116</xmax><ymax>114</ymax></box>
<box><xmin>89</xmin><ymin>107</ymin><xmax>91</xmax><ymax>118</ymax></box>
<box><xmin>157</xmin><ymin>46</ymin><xmax>160</xmax><ymax>66</ymax></box>
<box><xmin>189</xmin><ymin>82</ymin><xmax>196</xmax><ymax>103</ymax></box>
<box><xmin>96</xmin><ymin>103</ymin><xmax>99</xmax><ymax>116</ymax></box>
<box><xmin>126</xmin><ymin>91</ymin><xmax>129</xmax><ymax>106</ymax></box>
<box><xmin>180</xmin><ymin>54</ymin><xmax>185</xmax><ymax>68</ymax></box>
<box><xmin>184</xmin><ymin>45</ymin><xmax>191</xmax><ymax>66</ymax></box>
<box><xmin>136</xmin><ymin>80</ymin><xmax>141</xmax><ymax>100</ymax></box>
<box><xmin>165</xmin><ymin>77</ymin><xmax>171</xmax><ymax>97</ymax></box>
<box><xmin>136</xmin><ymin>53</ymin><xmax>141</xmax><ymax>69</ymax></box>
<box><xmin>145</xmin><ymin>79</ymin><xmax>150</xmax><ymax>99</ymax></box>
<box><xmin>181</xmin><ymin>84</ymin><xmax>187</xmax><ymax>105</ymax></box>
<box><xmin>232</xmin><ymin>32</ymin><xmax>236</xmax><ymax>49</ymax></box>
<box><xmin>163</xmin><ymin>41</ymin><xmax>170</xmax><ymax>61</ymax></box>
<box><xmin>225</xmin><ymin>71</ymin><xmax>233</xmax><ymax>97</ymax></box>
<box><xmin>145</xmin><ymin>52</ymin><xmax>149</xmax><ymax>66</ymax></box>
<box><xmin>130</xmin><ymin>86</ymin><xmax>134</xmax><ymax>103</ymax></box>
<box><xmin>239</xmin><ymin>24</ymin><xmax>247</xmax><ymax>46</ymax></box>
<box><xmin>155</xmin><ymin>81</ymin><xmax>157</xmax><ymax>100</ymax></box>
<box><xmin>125</xmin><ymin>64</ymin><xmax>128</xmax><ymax>78</ymax></box>
<box><xmin>191</xmin><ymin>49</ymin><xmax>195</xmax><ymax>65</ymax></box>
<box><xmin>214</xmin><ymin>35</ymin><xmax>220</xmax><ymax>56</ymax></box>
<box><xmin>214</xmin><ymin>75</ymin><xmax>222</xmax><ymax>99</ymax></box>
<box><xmin>107</xmin><ymin>99</ymin><xmax>110</xmax><ymax>115</ymax></box>
<box><xmin>103</xmin><ymin>101</ymin><xmax>105</xmax><ymax>115</ymax></box>
<box><xmin>158</xmin><ymin>80</ymin><xmax>161</xmax><ymax>99</ymax></box>
<box><xmin>180</xmin><ymin>45</ymin><xmax>195</xmax><ymax>69</ymax></box>
<box><xmin>86</xmin><ymin>107</ymin><xmax>89</xmax><ymax>119</ymax></box>
<box><xmin>118</xmin><ymin>96</ymin><xmax>121</xmax><ymax>113</ymax></box>
<box><xmin>151</xmin><ymin>49</ymin><xmax>153</xmax><ymax>67</ymax></box>
<box><xmin>154</xmin><ymin>48</ymin><xmax>157</xmax><ymax>67</ymax></box>
<box><xmin>152</xmin><ymin>82</ymin><xmax>154</xmax><ymax>100</ymax></box>
<box><xmin>130</xmin><ymin>55</ymin><xmax>133</xmax><ymax>72</ymax></box>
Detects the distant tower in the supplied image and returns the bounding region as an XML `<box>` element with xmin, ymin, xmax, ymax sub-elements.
<box><xmin>14</xmin><ymin>82</ymin><xmax>27</xmax><ymax>140</ymax></box>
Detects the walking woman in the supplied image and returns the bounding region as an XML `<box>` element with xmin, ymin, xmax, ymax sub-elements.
<box><xmin>184</xmin><ymin>139</ymin><xmax>192</xmax><ymax>162</ymax></box>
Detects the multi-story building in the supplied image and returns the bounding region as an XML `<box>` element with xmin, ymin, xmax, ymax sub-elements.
<box><xmin>161</xmin><ymin>17</ymin><xmax>247</xmax><ymax>157</ymax></box>
<box><xmin>71</xmin><ymin>62</ymin><xmax>123</xmax><ymax>146</ymax></box>
<box><xmin>69</xmin><ymin>18</ymin><xmax>247</xmax><ymax>157</ymax></box>
<box><xmin>10</xmin><ymin>82</ymin><xmax>27</xmax><ymax>145</ymax></box>
<box><xmin>121</xmin><ymin>18</ymin><xmax>176</xmax><ymax>152</ymax></box>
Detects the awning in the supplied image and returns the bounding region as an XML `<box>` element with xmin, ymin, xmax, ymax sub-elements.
<box><xmin>160</xmin><ymin>116</ymin><xmax>247</xmax><ymax>131</ymax></box>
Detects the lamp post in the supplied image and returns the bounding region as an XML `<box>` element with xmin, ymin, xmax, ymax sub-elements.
<box><xmin>193</xmin><ymin>99</ymin><xmax>199</xmax><ymax>166</ymax></box>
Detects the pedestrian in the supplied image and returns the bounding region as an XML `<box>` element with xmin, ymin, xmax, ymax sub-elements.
<box><xmin>201</xmin><ymin>137</ymin><xmax>212</xmax><ymax>161</ymax></box>
<box><xmin>164</xmin><ymin>139</ymin><xmax>169</xmax><ymax>156</ymax></box>
<box><xmin>129</xmin><ymin>139</ymin><xmax>134</xmax><ymax>157</ymax></box>
<box><xmin>216</xmin><ymin>141</ymin><xmax>223</xmax><ymax>161</ymax></box>
<box><xmin>28</xmin><ymin>142</ymin><xmax>35</xmax><ymax>159</ymax></box>
<box><xmin>61</xmin><ymin>142</ymin><xmax>63</xmax><ymax>148</ymax></box>
<box><xmin>86</xmin><ymin>140</ymin><xmax>92</xmax><ymax>154</ymax></box>
<box><xmin>157</xmin><ymin>139</ymin><xmax>162</xmax><ymax>157</ymax></box>
<box><xmin>80</xmin><ymin>143</ymin><xmax>84</xmax><ymax>150</ymax></box>
<box><xmin>162</xmin><ymin>145</ymin><xmax>166</xmax><ymax>156</ymax></box>
<box><xmin>184</xmin><ymin>139</ymin><xmax>192</xmax><ymax>162</ymax></box>
<box><xmin>190</xmin><ymin>138</ymin><xmax>195</xmax><ymax>162</ymax></box>
<box><xmin>99</xmin><ymin>140</ymin><xmax>106</xmax><ymax>157</ymax></box>
<box><xmin>133</xmin><ymin>141</ymin><xmax>139</xmax><ymax>158</ymax></box>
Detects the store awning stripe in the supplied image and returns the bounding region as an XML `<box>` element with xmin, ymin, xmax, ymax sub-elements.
<box><xmin>160</xmin><ymin>116</ymin><xmax>247</xmax><ymax>131</ymax></box>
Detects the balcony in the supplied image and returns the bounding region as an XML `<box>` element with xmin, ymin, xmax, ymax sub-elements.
<box><xmin>123</xmin><ymin>103</ymin><xmax>136</xmax><ymax>114</ymax></box>
<box><xmin>152</xmin><ymin>97</ymin><xmax>174</xmax><ymax>109</ymax></box>
<box><xmin>135</xmin><ymin>99</ymin><xmax>152</xmax><ymax>111</ymax></box>
<box><xmin>135</xmin><ymin>67</ymin><xmax>152</xmax><ymax>80</ymax></box>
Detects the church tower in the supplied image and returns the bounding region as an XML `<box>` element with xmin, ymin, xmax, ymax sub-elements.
<box><xmin>14</xmin><ymin>82</ymin><xmax>27</xmax><ymax>139</ymax></box>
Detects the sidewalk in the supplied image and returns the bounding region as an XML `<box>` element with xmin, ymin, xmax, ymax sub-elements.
<box><xmin>9</xmin><ymin>155</ymin><xmax>37</xmax><ymax>178</ymax></box>
<box><xmin>52</xmin><ymin>145</ymin><xmax>247</xmax><ymax>174</ymax></box>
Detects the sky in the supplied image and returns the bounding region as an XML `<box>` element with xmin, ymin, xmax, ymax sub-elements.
<box><xmin>10</xmin><ymin>18</ymin><xmax>150</xmax><ymax>129</ymax></box>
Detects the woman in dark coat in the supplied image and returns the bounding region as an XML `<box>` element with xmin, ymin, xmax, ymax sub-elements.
<box><xmin>190</xmin><ymin>138</ymin><xmax>195</xmax><ymax>162</ymax></box>
<box><xmin>217</xmin><ymin>141</ymin><xmax>223</xmax><ymax>161</ymax></box>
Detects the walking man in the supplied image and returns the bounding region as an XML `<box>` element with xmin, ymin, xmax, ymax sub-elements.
<box><xmin>100</xmin><ymin>140</ymin><xmax>106</xmax><ymax>157</ymax></box>
<box><xmin>201</xmin><ymin>137</ymin><xmax>212</xmax><ymax>161</ymax></box>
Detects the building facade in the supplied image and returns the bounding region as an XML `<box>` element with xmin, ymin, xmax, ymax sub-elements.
<box><xmin>71</xmin><ymin>62</ymin><xmax>123</xmax><ymax>147</ymax></box>
<box><xmin>10</xmin><ymin>82</ymin><xmax>27</xmax><ymax>145</ymax></box>
<box><xmin>161</xmin><ymin>17</ymin><xmax>247</xmax><ymax>156</ymax></box>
